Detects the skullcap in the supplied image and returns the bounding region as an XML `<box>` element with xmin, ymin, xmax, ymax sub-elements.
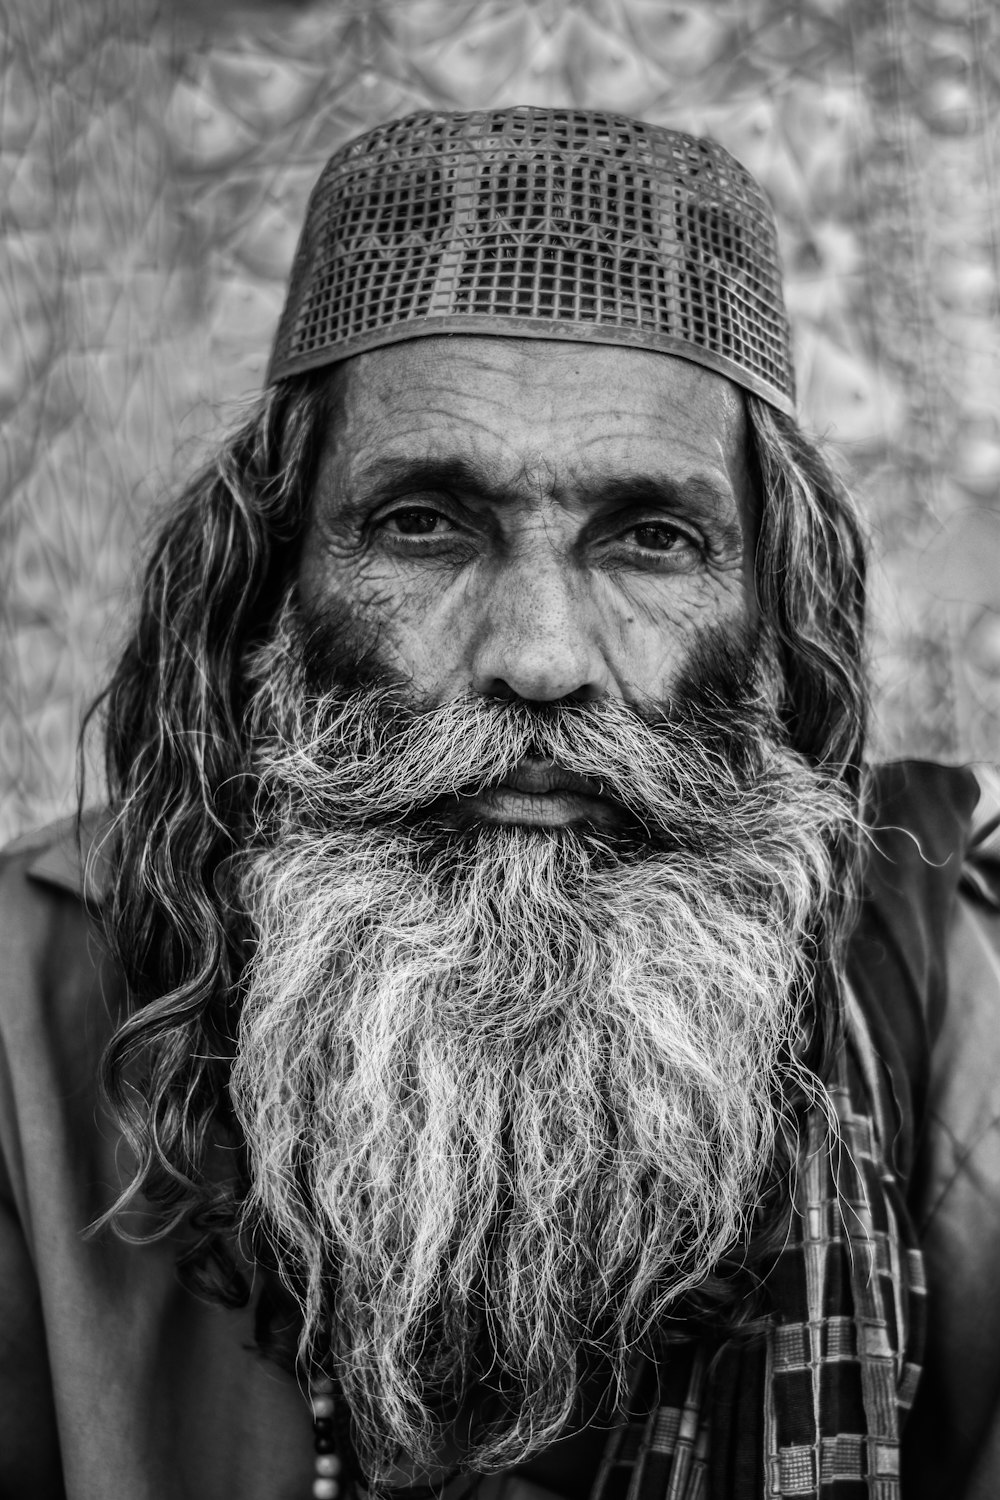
<box><xmin>267</xmin><ymin>106</ymin><xmax>795</xmax><ymax>415</ymax></box>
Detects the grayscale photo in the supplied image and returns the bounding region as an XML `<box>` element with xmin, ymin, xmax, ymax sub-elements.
<box><xmin>1</xmin><ymin>3</ymin><xmax>998</xmax><ymax>1497</ymax></box>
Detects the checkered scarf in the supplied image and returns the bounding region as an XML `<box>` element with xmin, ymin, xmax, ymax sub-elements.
<box><xmin>588</xmin><ymin>988</ymin><xmax>925</xmax><ymax>1500</ymax></box>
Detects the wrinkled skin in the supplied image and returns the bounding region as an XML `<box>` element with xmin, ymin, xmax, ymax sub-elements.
<box><xmin>298</xmin><ymin>334</ymin><xmax>756</xmax><ymax>830</ymax></box>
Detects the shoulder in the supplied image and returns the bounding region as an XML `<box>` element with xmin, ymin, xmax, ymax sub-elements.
<box><xmin>0</xmin><ymin>810</ymin><xmax>124</xmax><ymax>1229</ymax></box>
<box><xmin>859</xmin><ymin>759</ymin><xmax>981</xmax><ymax>977</ymax></box>
<box><xmin>0</xmin><ymin>806</ymin><xmax>119</xmax><ymax>1052</ymax></box>
<box><xmin>897</xmin><ymin>766</ymin><xmax>1000</xmax><ymax>1497</ymax></box>
<box><xmin>0</xmin><ymin>805</ymin><xmax>111</xmax><ymax>908</ymax></box>
<box><xmin>848</xmin><ymin>760</ymin><xmax>982</xmax><ymax>1179</ymax></box>
<box><xmin>912</xmin><ymin>761</ymin><xmax>1000</xmax><ymax>1232</ymax></box>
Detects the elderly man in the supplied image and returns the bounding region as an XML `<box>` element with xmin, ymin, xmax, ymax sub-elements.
<box><xmin>1</xmin><ymin>107</ymin><xmax>998</xmax><ymax>1500</ymax></box>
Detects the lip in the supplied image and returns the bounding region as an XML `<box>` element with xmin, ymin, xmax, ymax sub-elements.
<box><xmin>498</xmin><ymin>760</ymin><xmax>603</xmax><ymax>799</ymax></box>
<box><xmin>449</xmin><ymin>760</ymin><xmax>620</xmax><ymax>829</ymax></box>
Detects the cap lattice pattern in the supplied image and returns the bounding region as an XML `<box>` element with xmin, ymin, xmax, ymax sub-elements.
<box><xmin>267</xmin><ymin>107</ymin><xmax>795</xmax><ymax>414</ymax></box>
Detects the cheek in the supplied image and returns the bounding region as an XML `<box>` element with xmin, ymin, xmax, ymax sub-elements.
<box><xmin>296</xmin><ymin>531</ymin><xmax>393</xmax><ymax>678</ymax></box>
<box><xmin>608</xmin><ymin>618</ymin><xmax>702</xmax><ymax>703</ymax></box>
<box><xmin>374</xmin><ymin>575</ymin><xmax>486</xmax><ymax>694</ymax></box>
<box><xmin>600</xmin><ymin>572</ymin><xmax>750</xmax><ymax>701</ymax></box>
<box><xmin>298</xmin><ymin>512</ymin><xmax>410</xmax><ymax>635</ymax></box>
<box><xmin>298</xmin><ymin>534</ymin><xmax>468</xmax><ymax>693</ymax></box>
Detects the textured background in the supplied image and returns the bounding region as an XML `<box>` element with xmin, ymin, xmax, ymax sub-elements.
<box><xmin>1</xmin><ymin>0</ymin><xmax>999</xmax><ymax>842</ymax></box>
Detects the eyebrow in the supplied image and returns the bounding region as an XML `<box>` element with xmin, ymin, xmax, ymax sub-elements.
<box><xmin>345</xmin><ymin>454</ymin><xmax>743</xmax><ymax>540</ymax></box>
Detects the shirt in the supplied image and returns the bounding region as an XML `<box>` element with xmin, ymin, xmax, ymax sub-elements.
<box><xmin>1</xmin><ymin>761</ymin><xmax>998</xmax><ymax>1499</ymax></box>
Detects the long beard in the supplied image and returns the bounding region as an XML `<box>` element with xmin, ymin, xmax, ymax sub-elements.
<box><xmin>230</xmin><ymin>607</ymin><xmax>852</xmax><ymax>1480</ymax></box>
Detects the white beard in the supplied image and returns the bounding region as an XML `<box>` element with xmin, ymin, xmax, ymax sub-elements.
<box><xmin>230</xmin><ymin>611</ymin><xmax>849</xmax><ymax>1480</ymax></box>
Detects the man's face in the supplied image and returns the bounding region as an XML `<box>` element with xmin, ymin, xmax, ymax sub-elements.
<box><xmin>298</xmin><ymin>336</ymin><xmax>755</xmax><ymax>827</ymax></box>
<box><xmin>239</xmin><ymin>338</ymin><xmax>849</xmax><ymax>1478</ymax></box>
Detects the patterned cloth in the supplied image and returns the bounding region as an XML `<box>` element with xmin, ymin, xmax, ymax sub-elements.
<box><xmin>588</xmin><ymin>991</ymin><xmax>925</xmax><ymax>1500</ymax></box>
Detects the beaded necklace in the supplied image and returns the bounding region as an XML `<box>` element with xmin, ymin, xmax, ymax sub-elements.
<box><xmin>308</xmin><ymin>1379</ymin><xmax>476</xmax><ymax>1500</ymax></box>
<box><xmin>309</xmin><ymin>1376</ymin><xmax>345</xmax><ymax>1499</ymax></box>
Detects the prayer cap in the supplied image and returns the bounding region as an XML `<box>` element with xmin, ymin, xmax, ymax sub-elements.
<box><xmin>267</xmin><ymin>106</ymin><xmax>795</xmax><ymax>416</ymax></box>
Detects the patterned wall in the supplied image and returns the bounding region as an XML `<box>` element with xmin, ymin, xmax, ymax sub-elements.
<box><xmin>1</xmin><ymin>0</ymin><xmax>998</xmax><ymax>841</ymax></box>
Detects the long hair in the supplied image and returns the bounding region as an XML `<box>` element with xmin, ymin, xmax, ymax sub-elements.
<box><xmin>84</xmin><ymin>375</ymin><xmax>869</xmax><ymax>1311</ymax></box>
<box><xmin>85</xmin><ymin>372</ymin><xmax>332</xmax><ymax>1299</ymax></box>
<box><xmin>747</xmin><ymin>396</ymin><xmax>868</xmax><ymax>793</ymax></box>
<box><xmin>744</xmin><ymin>394</ymin><xmax>869</xmax><ymax>1123</ymax></box>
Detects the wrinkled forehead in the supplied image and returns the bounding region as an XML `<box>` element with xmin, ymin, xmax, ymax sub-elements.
<box><xmin>314</xmin><ymin>335</ymin><xmax>755</xmax><ymax>532</ymax></box>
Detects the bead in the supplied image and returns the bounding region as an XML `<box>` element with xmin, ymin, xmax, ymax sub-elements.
<box><xmin>312</xmin><ymin>1479</ymin><xmax>340</xmax><ymax>1499</ymax></box>
<box><xmin>314</xmin><ymin>1433</ymin><xmax>338</xmax><ymax>1455</ymax></box>
<box><xmin>311</xmin><ymin>1394</ymin><xmax>336</xmax><ymax>1419</ymax></box>
<box><xmin>311</xmin><ymin>1376</ymin><xmax>335</xmax><ymax>1396</ymax></box>
<box><xmin>316</xmin><ymin>1454</ymin><xmax>342</xmax><ymax>1477</ymax></box>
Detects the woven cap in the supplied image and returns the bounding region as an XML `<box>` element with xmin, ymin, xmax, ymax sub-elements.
<box><xmin>267</xmin><ymin>106</ymin><xmax>795</xmax><ymax>415</ymax></box>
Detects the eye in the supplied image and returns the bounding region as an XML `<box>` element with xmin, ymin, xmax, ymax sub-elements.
<box><xmin>380</xmin><ymin>506</ymin><xmax>455</xmax><ymax>537</ymax></box>
<box><xmin>628</xmin><ymin>521</ymin><xmax>694</xmax><ymax>553</ymax></box>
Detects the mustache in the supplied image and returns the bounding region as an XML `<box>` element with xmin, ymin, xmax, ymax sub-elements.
<box><xmin>247</xmin><ymin>614</ymin><xmax>783</xmax><ymax>845</ymax></box>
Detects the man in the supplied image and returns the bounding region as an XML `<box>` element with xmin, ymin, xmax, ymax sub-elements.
<box><xmin>1</xmin><ymin>106</ymin><xmax>998</xmax><ymax>1500</ymax></box>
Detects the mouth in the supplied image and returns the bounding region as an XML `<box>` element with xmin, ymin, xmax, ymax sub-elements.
<box><xmin>450</xmin><ymin>759</ymin><xmax>624</xmax><ymax>830</ymax></box>
<box><xmin>498</xmin><ymin>760</ymin><xmax>604</xmax><ymax>799</ymax></box>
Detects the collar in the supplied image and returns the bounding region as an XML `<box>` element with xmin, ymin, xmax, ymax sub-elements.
<box><xmin>23</xmin><ymin>806</ymin><xmax>112</xmax><ymax>908</ymax></box>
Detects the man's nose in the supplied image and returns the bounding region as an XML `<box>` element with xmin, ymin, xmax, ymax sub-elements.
<box><xmin>469</xmin><ymin>558</ymin><xmax>608</xmax><ymax>703</ymax></box>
